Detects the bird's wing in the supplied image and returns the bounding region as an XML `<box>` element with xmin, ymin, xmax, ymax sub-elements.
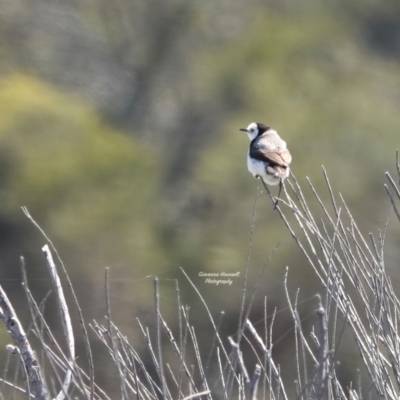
<box><xmin>250</xmin><ymin>147</ymin><xmax>292</xmax><ymax>167</ymax></box>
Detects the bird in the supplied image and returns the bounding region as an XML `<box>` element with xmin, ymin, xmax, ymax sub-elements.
<box><xmin>240</xmin><ymin>122</ymin><xmax>292</xmax><ymax>189</ymax></box>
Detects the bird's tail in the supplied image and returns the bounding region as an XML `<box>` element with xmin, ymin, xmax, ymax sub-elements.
<box><xmin>266</xmin><ymin>164</ymin><xmax>288</xmax><ymax>179</ymax></box>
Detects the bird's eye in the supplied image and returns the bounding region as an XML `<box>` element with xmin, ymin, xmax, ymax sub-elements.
<box><xmin>250</xmin><ymin>129</ymin><xmax>255</xmax><ymax>133</ymax></box>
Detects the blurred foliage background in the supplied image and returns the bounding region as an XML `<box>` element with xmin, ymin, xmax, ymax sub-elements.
<box><xmin>0</xmin><ymin>0</ymin><xmax>400</xmax><ymax>397</ymax></box>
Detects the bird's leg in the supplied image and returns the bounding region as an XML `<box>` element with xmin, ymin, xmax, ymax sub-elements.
<box><xmin>273</xmin><ymin>179</ymin><xmax>283</xmax><ymax>209</ymax></box>
<box><xmin>258</xmin><ymin>176</ymin><xmax>276</xmax><ymax>206</ymax></box>
<box><xmin>277</xmin><ymin>179</ymin><xmax>283</xmax><ymax>199</ymax></box>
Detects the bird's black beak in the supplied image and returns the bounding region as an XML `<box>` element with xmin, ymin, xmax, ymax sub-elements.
<box><xmin>239</xmin><ymin>128</ymin><xmax>248</xmax><ymax>132</ymax></box>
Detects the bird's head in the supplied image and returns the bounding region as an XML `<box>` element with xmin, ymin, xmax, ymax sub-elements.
<box><xmin>240</xmin><ymin>122</ymin><xmax>271</xmax><ymax>141</ymax></box>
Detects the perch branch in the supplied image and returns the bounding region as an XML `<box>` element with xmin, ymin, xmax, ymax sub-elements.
<box><xmin>0</xmin><ymin>285</ymin><xmax>49</xmax><ymax>400</ymax></box>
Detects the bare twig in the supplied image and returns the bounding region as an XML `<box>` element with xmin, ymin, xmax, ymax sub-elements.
<box><xmin>249</xmin><ymin>364</ymin><xmax>261</xmax><ymax>400</ymax></box>
<box><xmin>314</xmin><ymin>297</ymin><xmax>329</xmax><ymax>400</ymax></box>
<box><xmin>22</xmin><ymin>207</ymin><xmax>95</xmax><ymax>399</ymax></box>
<box><xmin>42</xmin><ymin>245</ymin><xmax>75</xmax><ymax>400</ymax></box>
<box><xmin>179</xmin><ymin>268</ymin><xmax>238</xmax><ymax>382</ymax></box>
<box><xmin>0</xmin><ymin>285</ymin><xmax>49</xmax><ymax>400</ymax></box>
<box><xmin>154</xmin><ymin>277</ymin><xmax>167</xmax><ymax>400</ymax></box>
<box><xmin>245</xmin><ymin>319</ymin><xmax>288</xmax><ymax>400</ymax></box>
<box><xmin>0</xmin><ymin>377</ymin><xmax>34</xmax><ymax>398</ymax></box>
<box><xmin>384</xmin><ymin>184</ymin><xmax>400</xmax><ymax>221</ymax></box>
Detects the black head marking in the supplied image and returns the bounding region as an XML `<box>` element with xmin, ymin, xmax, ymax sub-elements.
<box><xmin>256</xmin><ymin>123</ymin><xmax>271</xmax><ymax>135</ymax></box>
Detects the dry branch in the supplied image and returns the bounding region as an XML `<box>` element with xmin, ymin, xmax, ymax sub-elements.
<box><xmin>0</xmin><ymin>285</ymin><xmax>49</xmax><ymax>400</ymax></box>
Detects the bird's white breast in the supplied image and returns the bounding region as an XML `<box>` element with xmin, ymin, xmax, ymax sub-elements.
<box><xmin>247</xmin><ymin>154</ymin><xmax>265</xmax><ymax>177</ymax></box>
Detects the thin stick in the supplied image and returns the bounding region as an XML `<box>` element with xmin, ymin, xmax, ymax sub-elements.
<box><xmin>384</xmin><ymin>184</ymin><xmax>400</xmax><ymax>221</ymax></box>
<box><xmin>216</xmin><ymin>347</ymin><xmax>227</xmax><ymax>399</ymax></box>
<box><xmin>0</xmin><ymin>285</ymin><xmax>48</xmax><ymax>400</ymax></box>
<box><xmin>0</xmin><ymin>377</ymin><xmax>34</xmax><ymax>398</ymax></box>
<box><xmin>315</xmin><ymin>299</ymin><xmax>328</xmax><ymax>400</ymax></box>
<box><xmin>249</xmin><ymin>364</ymin><xmax>261</xmax><ymax>400</ymax></box>
<box><xmin>237</xmin><ymin>187</ymin><xmax>259</xmax><ymax>344</ymax></box>
<box><xmin>154</xmin><ymin>277</ymin><xmax>167</xmax><ymax>399</ymax></box>
<box><xmin>111</xmin><ymin>336</ymin><xmax>129</xmax><ymax>400</ymax></box>
<box><xmin>182</xmin><ymin>391</ymin><xmax>211</xmax><ymax>400</ymax></box>
<box><xmin>179</xmin><ymin>268</ymin><xmax>238</xmax><ymax>381</ymax></box>
<box><xmin>188</xmin><ymin>326</ymin><xmax>210</xmax><ymax>396</ymax></box>
<box><xmin>245</xmin><ymin>319</ymin><xmax>288</xmax><ymax>400</ymax></box>
<box><xmin>42</xmin><ymin>245</ymin><xmax>75</xmax><ymax>400</ymax></box>
<box><xmin>105</xmin><ymin>267</ymin><xmax>112</xmax><ymax>338</ymax></box>
<box><xmin>159</xmin><ymin>314</ymin><xmax>197</xmax><ymax>392</ymax></box>
<box><xmin>22</xmin><ymin>207</ymin><xmax>95</xmax><ymax>399</ymax></box>
<box><xmin>396</xmin><ymin>149</ymin><xmax>400</xmax><ymax>185</ymax></box>
<box><xmin>204</xmin><ymin>311</ymin><xmax>225</xmax><ymax>378</ymax></box>
<box><xmin>385</xmin><ymin>172</ymin><xmax>400</xmax><ymax>200</ymax></box>
<box><xmin>17</xmin><ymin>348</ymin><xmax>31</xmax><ymax>400</ymax></box>
<box><xmin>227</xmin><ymin>337</ymin><xmax>249</xmax><ymax>384</ymax></box>
<box><xmin>22</xmin><ymin>283</ymin><xmax>70</xmax><ymax>397</ymax></box>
